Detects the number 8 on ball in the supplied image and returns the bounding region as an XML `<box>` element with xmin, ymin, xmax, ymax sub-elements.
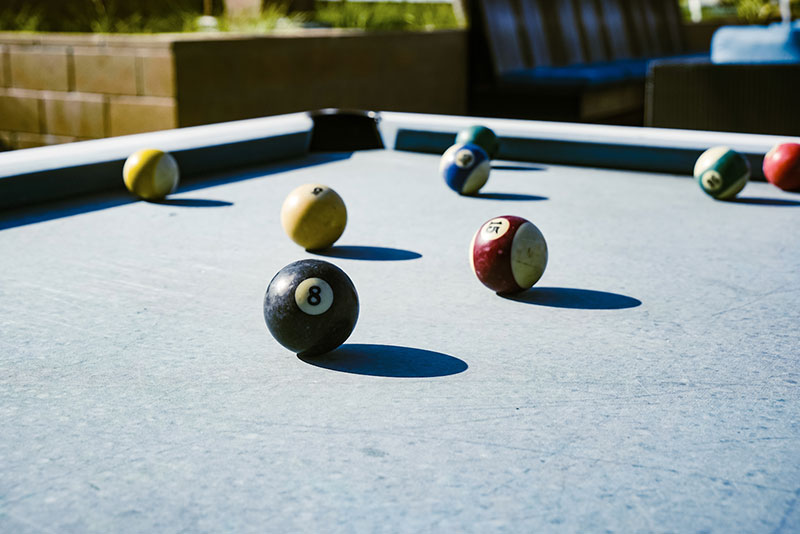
<box><xmin>264</xmin><ymin>260</ymin><xmax>359</xmax><ymax>357</ymax></box>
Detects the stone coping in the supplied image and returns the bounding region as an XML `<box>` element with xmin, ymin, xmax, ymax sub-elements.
<box><xmin>0</xmin><ymin>28</ymin><xmax>462</xmax><ymax>47</ymax></box>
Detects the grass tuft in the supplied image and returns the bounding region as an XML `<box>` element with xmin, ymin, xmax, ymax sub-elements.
<box><xmin>218</xmin><ymin>3</ymin><xmax>309</xmax><ymax>33</ymax></box>
<box><xmin>678</xmin><ymin>0</ymin><xmax>800</xmax><ymax>22</ymax></box>
<box><xmin>315</xmin><ymin>1</ymin><xmax>459</xmax><ymax>31</ymax></box>
<box><xmin>0</xmin><ymin>5</ymin><xmax>45</xmax><ymax>32</ymax></box>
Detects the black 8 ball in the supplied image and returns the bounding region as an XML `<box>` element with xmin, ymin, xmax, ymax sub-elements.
<box><xmin>263</xmin><ymin>259</ymin><xmax>359</xmax><ymax>357</ymax></box>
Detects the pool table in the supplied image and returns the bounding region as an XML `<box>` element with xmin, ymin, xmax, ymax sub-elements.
<box><xmin>2</xmin><ymin>110</ymin><xmax>799</xmax><ymax>533</ymax></box>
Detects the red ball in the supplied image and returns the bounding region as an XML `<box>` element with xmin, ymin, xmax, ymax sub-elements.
<box><xmin>470</xmin><ymin>215</ymin><xmax>548</xmax><ymax>294</ymax></box>
<box><xmin>763</xmin><ymin>143</ymin><xmax>800</xmax><ymax>192</ymax></box>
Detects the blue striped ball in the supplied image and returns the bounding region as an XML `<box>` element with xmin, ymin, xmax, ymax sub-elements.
<box><xmin>439</xmin><ymin>143</ymin><xmax>491</xmax><ymax>195</ymax></box>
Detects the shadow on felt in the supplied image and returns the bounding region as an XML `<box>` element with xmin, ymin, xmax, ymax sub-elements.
<box><xmin>471</xmin><ymin>192</ymin><xmax>548</xmax><ymax>201</ymax></box>
<box><xmin>0</xmin><ymin>152</ymin><xmax>352</xmax><ymax>230</ymax></box>
<box><xmin>501</xmin><ymin>287</ymin><xmax>642</xmax><ymax>310</ymax></box>
<box><xmin>155</xmin><ymin>198</ymin><xmax>233</xmax><ymax>207</ymax></box>
<box><xmin>299</xmin><ymin>344</ymin><xmax>468</xmax><ymax>378</ymax></box>
<box><xmin>491</xmin><ymin>164</ymin><xmax>546</xmax><ymax>171</ymax></box>
<box><xmin>729</xmin><ymin>196</ymin><xmax>800</xmax><ymax>207</ymax></box>
<box><xmin>311</xmin><ymin>245</ymin><xmax>422</xmax><ymax>261</ymax></box>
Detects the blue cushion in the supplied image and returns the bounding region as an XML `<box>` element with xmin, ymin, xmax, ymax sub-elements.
<box><xmin>613</xmin><ymin>58</ymin><xmax>652</xmax><ymax>78</ymax></box>
<box><xmin>501</xmin><ymin>63</ymin><xmax>631</xmax><ymax>89</ymax></box>
<box><xmin>500</xmin><ymin>54</ymin><xmax>710</xmax><ymax>91</ymax></box>
<box><xmin>712</xmin><ymin>21</ymin><xmax>800</xmax><ymax>64</ymax></box>
<box><xmin>612</xmin><ymin>54</ymin><xmax>709</xmax><ymax>77</ymax></box>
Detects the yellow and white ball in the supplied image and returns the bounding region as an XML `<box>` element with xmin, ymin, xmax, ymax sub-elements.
<box><xmin>122</xmin><ymin>149</ymin><xmax>180</xmax><ymax>201</ymax></box>
<box><xmin>281</xmin><ymin>183</ymin><xmax>347</xmax><ymax>250</ymax></box>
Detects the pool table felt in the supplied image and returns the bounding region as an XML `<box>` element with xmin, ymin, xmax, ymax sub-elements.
<box><xmin>2</xmin><ymin>149</ymin><xmax>800</xmax><ymax>532</ymax></box>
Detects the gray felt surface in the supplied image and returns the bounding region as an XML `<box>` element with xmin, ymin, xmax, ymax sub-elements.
<box><xmin>2</xmin><ymin>149</ymin><xmax>800</xmax><ymax>533</ymax></box>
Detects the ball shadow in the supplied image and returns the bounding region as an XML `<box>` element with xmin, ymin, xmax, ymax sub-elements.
<box><xmin>491</xmin><ymin>164</ymin><xmax>546</xmax><ymax>171</ymax></box>
<box><xmin>311</xmin><ymin>245</ymin><xmax>422</xmax><ymax>261</ymax></box>
<box><xmin>155</xmin><ymin>198</ymin><xmax>233</xmax><ymax>207</ymax></box>
<box><xmin>298</xmin><ymin>344</ymin><xmax>468</xmax><ymax>378</ymax></box>
<box><xmin>471</xmin><ymin>192</ymin><xmax>548</xmax><ymax>201</ymax></box>
<box><xmin>501</xmin><ymin>287</ymin><xmax>642</xmax><ymax>310</ymax></box>
<box><xmin>0</xmin><ymin>153</ymin><xmax>348</xmax><ymax>230</ymax></box>
<box><xmin>729</xmin><ymin>197</ymin><xmax>800</xmax><ymax>207</ymax></box>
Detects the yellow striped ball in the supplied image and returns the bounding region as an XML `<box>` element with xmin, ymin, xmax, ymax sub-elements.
<box><xmin>280</xmin><ymin>183</ymin><xmax>347</xmax><ymax>250</ymax></box>
<box><xmin>123</xmin><ymin>149</ymin><xmax>180</xmax><ymax>201</ymax></box>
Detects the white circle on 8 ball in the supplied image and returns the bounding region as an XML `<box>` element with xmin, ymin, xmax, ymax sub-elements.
<box><xmin>294</xmin><ymin>277</ymin><xmax>334</xmax><ymax>315</ymax></box>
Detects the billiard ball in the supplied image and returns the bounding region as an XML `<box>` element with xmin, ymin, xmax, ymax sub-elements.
<box><xmin>263</xmin><ymin>259</ymin><xmax>359</xmax><ymax>357</ymax></box>
<box><xmin>456</xmin><ymin>125</ymin><xmax>500</xmax><ymax>159</ymax></box>
<box><xmin>693</xmin><ymin>146</ymin><xmax>750</xmax><ymax>200</ymax></box>
<box><xmin>122</xmin><ymin>148</ymin><xmax>179</xmax><ymax>201</ymax></box>
<box><xmin>281</xmin><ymin>183</ymin><xmax>347</xmax><ymax>250</ymax></box>
<box><xmin>440</xmin><ymin>143</ymin><xmax>491</xmax><ymax>195</ymax></box>
<box><xmin>470</xmin><ymin>215</ymin><xmax>548</xmax><ymax>294</ymax></box>
<box><xmin>763</xmin><ymin>142</ymin><xmax>800</xmax><ymax>191</ymax></box>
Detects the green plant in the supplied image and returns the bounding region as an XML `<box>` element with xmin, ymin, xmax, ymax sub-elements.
<box><xmin>0</xmin><ymin>4</ymin><xmax>44</xmax><ymax>31</ymax></box>
<box><xmin>679</xmin><ymin>0</ymin><xmax>800</xmax><ymax>22</ymax></box>
<box><xmin>0</xmin><ymin>0</ymin><xmax>460</xmax><ymax>33</ymax></box>
<box><xmin>737</xmin><ymin>0</ymin><xmax>775</xmax><ymax>21</ymax></box>
<box><xmin>736</xmin><ymin>0</ymin><xmax>800</xmax><ymax>21</ymax></box>
<box><xmin>219</xmin><ymin>2</ymin><xmax>308</xmax><ymax>32</ymax></box>
<box><xmin>0</xmin><ymin>0</ymin><xmax>215</xmax><ymax>33</ymax></box>
<box><xmin>82</xmin><ymin>0</ymin><xmax>201</xmax><ymax>33</ymax></box>
<box><xmin>313</xmin><ymin>1</ymin><xmax>459</xmax><ymax>31</ymax></box>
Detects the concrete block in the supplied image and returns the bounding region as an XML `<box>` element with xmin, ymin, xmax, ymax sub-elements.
<box><xmin>8</xmin><ymin>47</ymin><xmax>69</xmax><ymax>91</ymax></box>
<box><xmin>0</xmin><ymin>35</ymin><xmax>40</xmax><ymax>47</ymax></box>
<box><xmin>10</xmin><ymin>32</ymin><xmax>174</xmax><ymax>50</ymax></box>
<box><xmin>140</xmin><ymin>54</ymin><xmax>175</xmax><ymax>97</ymax></box>
<box><xmin>74</xmin><ymin>48</ymin><xmax>137</xmax><ymax>95</ymax></box>
<box><xmin>0</xmin><ymin>88</ymin><xmax>41</xmax><ymax>132</ymax></box>
<box><xmin>43</xmin><ymin>92</ymin><xmax>106</xmax><ymax>138</ymax></box>
<box><xmin>109</xmin><ymin>96</ymin><xmax>177</xmax><ymax>137</ymax></box>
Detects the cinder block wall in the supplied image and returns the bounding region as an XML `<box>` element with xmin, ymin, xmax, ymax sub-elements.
<box><xmin>0</xmin><ymin>29</ymin><xmax>466</xmax><ymax>150</ymax></box>
<box><xmin>0</xmin><ymin>34</ymin><xmax>176</xmax><ymax>150</ymax></box>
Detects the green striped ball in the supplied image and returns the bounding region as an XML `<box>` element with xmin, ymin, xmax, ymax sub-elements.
<box><xmin>456</xmin><ymin>125</ymin><xmax>499</xmax><ymax>159</ymax></box>
<box><xmin>693</xmin><ymin>146</ymin><xmax>750</xmax><ymax>200</ymax></box>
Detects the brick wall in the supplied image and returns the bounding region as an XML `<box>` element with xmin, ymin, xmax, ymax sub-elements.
<box><xmin>0</xmin><ymin>34</ymin><xmax>176</xmax><ymax>149</ymax></box>
<box><xmin>0</xmin><ymin>30</ymin><xmax>466</xmax><ymax>150</ymax></box>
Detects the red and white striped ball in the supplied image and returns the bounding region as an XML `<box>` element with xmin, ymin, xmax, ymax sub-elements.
<box><xmin>470</xmin><ymin>215</ymin><xmax>548</xmax><ymax>294</ymax></box>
